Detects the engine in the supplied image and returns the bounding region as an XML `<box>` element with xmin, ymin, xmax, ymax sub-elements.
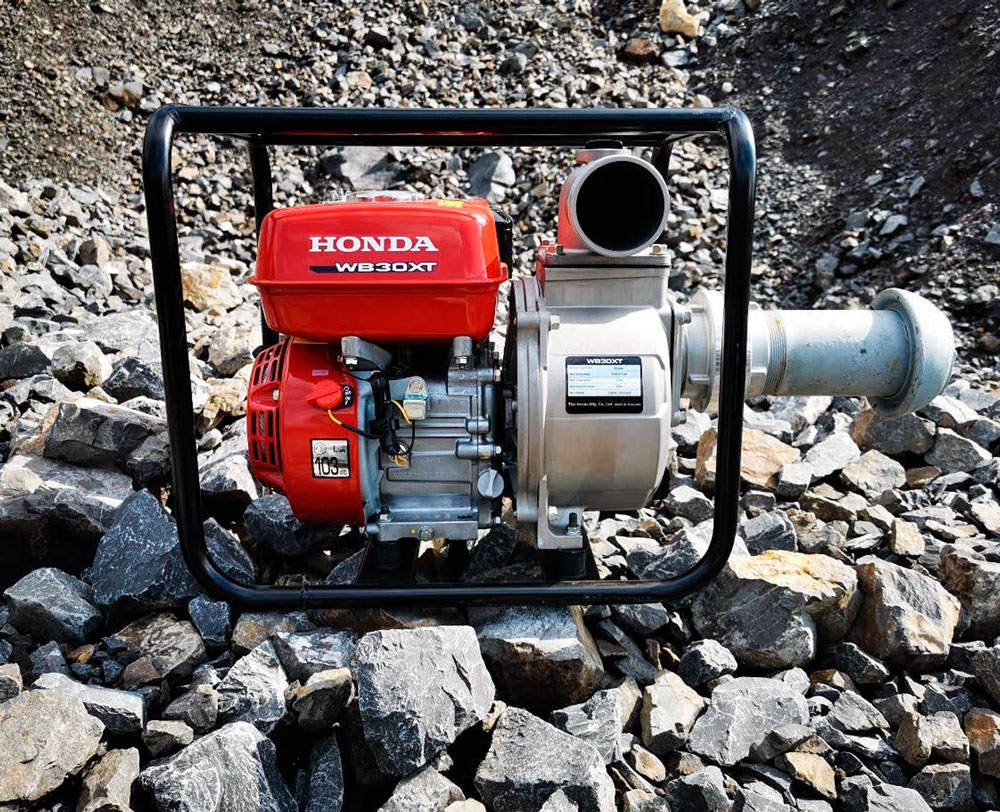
<box><xmin>246</xmin><ymin>148</ymin><xmax>956</xmax><ymax>573</ymax></box>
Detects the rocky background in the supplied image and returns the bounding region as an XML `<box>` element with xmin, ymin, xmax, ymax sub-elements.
<box><xmin>1</xmin><ymin>1</ymin><xmax>999</xmax><ymax>811</ymax></box>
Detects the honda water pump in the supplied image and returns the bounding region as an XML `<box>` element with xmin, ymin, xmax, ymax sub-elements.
<box><xmin>144</xmin><ymin>106</ymin><xmax>955</xmax><ymax>606</ymax></box>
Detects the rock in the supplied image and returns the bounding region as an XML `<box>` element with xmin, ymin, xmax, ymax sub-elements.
<box><xmin>272</xmin><ymin>629</ymin><xmax>357</xmax><ymax>681</ymax></box>
<box><xmin>840</xmin><ymin>450</ymin><xmax>906</xmax><ymax>497</ymax></box>
<box><xmin>666</xmin><ymin>484</ymin><xmax>714</xmax><ymax>522</ymax></box>
<box><xmin>0</xmin><ymin>342</ymin><xmax>51</xmax><ymax>379</ymax></box>
<box><xmin>356</xmin><ymin>626</ymin><xmax>495</xmax><ymax>776</ymax></box>
<box><xmin>541</xmin><ymin>790</ymin><xmax>581</xmax><ymax>811</ymax></box>
<box><xmin>550</xmin><ymin>687</ymin><xmax>624</xmax><ymax>765</ymax></box>
<box><xmin>216</xmin><ymin>640</ymin><xmax>289</xmax><ymax>734</ymax></box>
<box><xmin>609</xmin><ymin>603</ymin><xmax>672</xmax><ymax>637</ymax></box>
<box><xmin>972</xmin><ymin>646</ymin><xmax>1000</xmax><ymax>706</ymax></box>
<box><xmin>687</xmin><ymin>677</ymin><xmax>809</xmax><ymax>767</ymax></box>
<box><xmin>926</xmin><ymin>428</ymin><xmax>992</xmax><ymax>473</ymax></box>
<box><xmin>475</xmin><ymin>707</ymin><xmax>615</xmax><ymax>812</ymax></box>
<box><xmin>51</xmin><ymin>341</ymin><xmax>112</xmax><ymax>390</ymax></box>
<box><xmin>641</xmin><ymin>670</ymin><xmax>707</xmax><ymax>753</ymax></box>
<box><xmin>622</xmin><ymin>789</ymin><xmax>670</xmax><ymax>812</ymax></box>
<box><xmin>91</xmin><ymin>490</ymin><xmax>253</xmax><ymax>618</ymax></box>
<box><xmin>200</xmin><ymin>424</ymin><xmax>260</xmax><ymax>517</ymax></box>
<box><xmin>43</xmin><ymin>397</ymin><xmax>167</xmax><ymax>479</ymax></box>
<box><xmin>3</xmin><ymin>567</ymin><xmax>101</xmax><ymax>644</ymax></box>
<box><xmin>849</xmin><ymin>558</ymin><xmax>960</xmax><ymax>670</ymax></box>
<box><xmin>658</xmin><ymin>0</ymin><xmax>700</xmax><ymax>38</ymax></box>
<box><xmin>291</xmin><ymin>667</ymin><xmax>354</xmax><ymax>731</ymax></box>
<box><xmin>142</xmin><ymin>719</ymin><xmax>194</xmax><ymax>757</ymax></box>
<box><xmin>741</xmin><ymin>511</ymin><xmax>797</xmax><ymax>554</ymax></box>
<box><xmin>696</xmin><ymin>428</ymin><xmax>799</xmax><ymax>492</ymax></box>
<box><xmin>663</xmin><ymin>766</ymin><xmax>731</xmax><ymax>811</ymax></box>
<box><xmin>77</xmin><ymin>747</ymin><xmax>140</xmax><ymax>812</ymax></box>
<box><xmin>473</xmin><ymin>606</ymin><xmax>604</xmax><ymax>710</ymax></box>
<box><xmin>734</xmin><ymin>786</ymin><xmax>793</xmax><ymax>811</ymax></box>
<box><xmin>691</xmin><ymin>551</ymin><xmax>860</xmax><ymax>670</ymax></box>
<box><xmin>379</xmin><ymin>766</ymin><xmax>465</xmax><ymax>812</ymax></box>
<box><xmin>139</xmin><ymin>721</ymin><xmax>296</xmax><ymax>812</ymax></box>
<box><xmin>839</xmin><ymin>776</ymin><xmax>932</xmax><ymax>812</ymax></box>
<box><xmin>965</xmin><ymin>708</ymin><xmax>1000</xmax><ymax>778</ymax></box>
<box><xmin>243</xmin><ymin>493</ymin><xmax>327</xmax><ymax>557</ymax></box>
<box><xmin>181</xmin><ymin>261</ymin><xmax>242</xmax><ymax>311</ymax></box>
<box><xmin>232</xmin><ymin>611</ymin><xmax>315</xmax><ymax>654</ymax></box>
<box><xmin>467</xmin><ymin>152</ymin><xmax>516</xmax><ymax>202</ymax></box>
<box><xmin>895</xmin><ymin>711</ymin><xmax>969</xmax><ymax>766</ymax></box>
<box><xmin>163</xmin><ymin>684</ymin><xmax>219</xmax><ymax>733</ymax></box>
<box><xmin>0</xmin><ymin>662</ymin><xmax>23</xmax><ymax>701</ymax></box>
<box><xmin>321</xmin><ymin>146</ymin><xmax>407</xmax><ymax>191</ymax></box>
<box><xmin>748</xmin><ymin>722</ymin><xmax>814</xmax><ymax>762</ymax></box>
<box><xmin>189</xmin><ymin>596</ymin><xmax>231</xmax><ymax>651</ymax></box>
<box><xmin>0</xmin><ymin>691</ymin><xmax>104</xmax><ymax>803</ymax></box>
<box><xmin>208</xmin><ymin>324</ymin><xmax>254</xmax><ymax>376</ymax></box>
<box><xmin>621</xmin><ymin>37</ymin><xmax>659</xmax><ymax>64</ymax></box>
<box><xmin>827</xmin><ymin>642</ymin><xmax>890</xmax><ymax>685</ymax></box>
<box><xmin>678</xmin><ymin>639</ymin><xmax>738</xmax><ymax>687</ymax></box>
<box><xmin>102</xmin><ymin>356</ymin><xmax>165</xmax><ymax>401</ymax></box>
<box><xmin>33</xmin><ymin>671</ymin><xmax>146</xmax><ymax>735</ymax></box>
<box><xmin>908</xmin><ymin>763</ymin><xmax>974</xmax><ymax>812</ymax></box>
<box><xmin>827</xmin><ymin>690</ymin><xmax>889</xmax><ymax>733</ymax></box>
<box><xmin>775</xmin><ymin>751</ymin><xmax>836</xmax><ymax>800</ymax></box>
<box><xmin>29</xmin><ymin>639</ymin><xmax>70</xmax><ymax>677</ymax></box>
<box><xmin>938</xmin><ymin>544</ymin><xmax>1000</xmax><ymax>638</ymax></box>
<box><xmin>109</xmin><ymin>611</ymin><xmax>207</xmax><ymax>684</ymax></box>
<box><xmin>804</xmin><ymin>432</ymin><xmax>861</xmax><ymax>480</ymax></box>
<box><xmin>673</xmin><ymin>409</ymin><xmax>711</xmax><ymax>455</ymax></box>
<box><xmin>888</xmin><ymin>519</ymin><xmax>925</xmax><ymax>556</ymax></box>
<box><xmin>851</xmin><ymin>407</ymin><xmax>936</xmax><ymax>456</ymax></box>
<box><xmin>776</xmin><ymin>462</ymin><xmax>813</xmax><ymax>499</ymax></box>
<box><xmin>305</xmin><ymin>735</ymin><xmax>344</xmax><ymax>812</ymax></box>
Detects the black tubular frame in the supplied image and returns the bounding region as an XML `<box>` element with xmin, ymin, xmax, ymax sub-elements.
<box><xmin>142</xmin><ymin>105</ymin><xmax>756</xmax><ymax>609</ymax></box>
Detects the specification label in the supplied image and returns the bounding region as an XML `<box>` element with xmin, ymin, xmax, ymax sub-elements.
<box><xmin>311</xmin><ymin>439</ymin><xmax>350</xmax><ymax>478</ymax></box>
<box><xmin>565</xmin><ymin>356</ymin><xmax>643</xmax><ymax>413</ymax></box>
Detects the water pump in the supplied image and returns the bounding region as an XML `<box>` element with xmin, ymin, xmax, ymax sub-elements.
<box><xmin>143</xmin><ymin>106</ymin><xmax>955</xmax><ymax>606</ymax></box>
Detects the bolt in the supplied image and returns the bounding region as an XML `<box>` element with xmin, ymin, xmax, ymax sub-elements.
<box><xmin>417</xmin><ymin>526</ymin><xmax>434</xmax><ymax>541</ymax></box>
<box><xmin>493</xmin><ymin>368</ymin><xmax>502</xmax><ymax>382</ymax></box>
<box><xmin>651</xmin><ymin>244</ymin><xmax>663</xmax><ymax>255</ymax></box>
<box><xmin>555</xmin><ymin>244</ymin><xmax>564</xmax><ymax>255</ymax></box>
<box><xmin>549</xmin><ymin>314</ymin><xmax>561</xmax><ymax>330</ymax></box>
<box><xmin>271</xmin><ymin>389</ymin><xmax>280</xmax><ymax>401</ymax></box>
<box><xmin>345</xmin><ymin>356</ymin><xmax>358</xmax><ymax>368</ymax></box>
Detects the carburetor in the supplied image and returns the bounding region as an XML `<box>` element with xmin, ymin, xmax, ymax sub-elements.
<box><xmin>245</xmin><ymin>146</ymin><xmax>954</xmax><ymax>576</ymax></box>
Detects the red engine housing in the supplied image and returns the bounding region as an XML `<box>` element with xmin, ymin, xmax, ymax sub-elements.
<box><xmin>247</xmin><ymin>338</ymin><xmax>365</xmax><ymax>524</ymax></box>
<box><xmin>250</xmin><ymin>197</ymin><xmax>507</xmax><ymax>343</ymax></box>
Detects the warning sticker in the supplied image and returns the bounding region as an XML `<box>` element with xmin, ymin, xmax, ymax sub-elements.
<box><xmin>311</xmin><ymin>439</ymin><xmax>350</xmax><ymax>478</ymax></box>
<box><xmin>566</xmin><ymin>356</ymin><xmax>643</xmax><ymax>413</ymax></box>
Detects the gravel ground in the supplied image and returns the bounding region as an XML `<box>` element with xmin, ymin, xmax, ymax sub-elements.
<box><xmin>1</xmin><ymin>1</ymin><xmax>1000</xmax><ymax>811</ymax></box>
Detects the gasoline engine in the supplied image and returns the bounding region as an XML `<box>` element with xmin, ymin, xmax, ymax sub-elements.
<box><xmin>245</xmin><ymin>146</ymin><xmax>955</xmax><ymax>575</ymax></box>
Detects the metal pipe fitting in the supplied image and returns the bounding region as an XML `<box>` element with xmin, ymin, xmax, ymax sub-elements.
<box><xmin>682</xmin><ymin>288</ymin><xmax>955</xmax><ymax>416</ymax></box>
<box><xmin>556</xmin><ymin>150</ymin><xmax>670</xmax><ymax>257</ymax></box>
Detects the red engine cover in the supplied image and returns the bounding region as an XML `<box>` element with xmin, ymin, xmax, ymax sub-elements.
<box><xmin>247</xmin><ymin>338</ymin><xmax>365</xmax><ymax>524</ymax></box>
<box><xmin>250</xmin><ymin>198</ymin><xmax>507</xmax><ymax>343</ymax></box>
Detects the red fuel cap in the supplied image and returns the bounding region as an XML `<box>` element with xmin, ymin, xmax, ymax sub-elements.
<box><xmin>306</xmin><ymin>379</ymin><xmax>345</xmax><ymax>409</ymax></box>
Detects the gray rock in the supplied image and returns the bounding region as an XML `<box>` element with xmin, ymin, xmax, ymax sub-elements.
<box><xmin>232</xmin><ymin>610</ymin><xmax>315</xmax><ymax>654</ymax></box>
<box><xmin>734</xmin><ymin>786</ymin><xmax>793</xmax><ymax>811</ymax></box>
<box><xmin>291</xmin><ymin>668</ymin><xmax>354</xmax><ymax>732</ymax></box>
<box><xmin>33</xmin><ymin>671</ymin><xmax>145</xmax><ymax>735</ymax></box>
<box><xmin>840</xmin><ymin>450</ymin><xmax>906</xmax><ymax>497</ymax></box>
<box><xmin>3</xmin><ymin>567</ymin><xmax>101</xmax><ymax>644</ymax></box>
<box><xmin>91</xmin><ymin>491</ymin><xmax>253</xmax><ymax>618</ymax></box>
<box><xmin>540</xmin><ymin>790</ymin><xmax>579</xmax><ymax>811</ymax></box>
<box><xmin>663</xmin><ymin>766</ymin><xmax>732</xmax><ymax>812</ymax></box>
<box><xmin>473</xmin><ymin>606</ymin><xmax>604</xmax><ymax>710</ymax></box>
<box><xmin>926</xmin><ymin>428</ymin><xmax>992</xmax><ymax>473</ymax></box>
<box><xmin>475</xmin><ymin>707</ymin><xmax>615</xmax><ymax>812</ymax></box>
<box><xmin>0</xmin><ymin>662</ymin><xmax>23</xmax><ymax>701</ymax></box>
<box><xmin>243</xmin><ymin>493</ymin><xmax>327</xmax><ymax>557</ymax></box>
<box><xmin>550</xmin><ymin>687</ymin><xmax>624</xmax><ymax>765</ymax></box>
<box><xmin>622</xmin><ymin>789</ymin><xmax>670</xmax><ymax>812</ymax></box>
<box><xmin>321</xmin><ymin>146</ymin><xmax>407</xmax><ymax>191</ymax></box>
<box><xmin>467</xmin><ymin>152</ymin><xmax>516</xmax><ymax>202</ymax></box>
<box><xmin>687</xmin><ymin>677</ymin><xmax>809</xmax><ymax>767</ymax></box>
<box><xmin>305</xmin><ymin>735</ymin><xmax>344</xmax><ymax>812</ymax></box>
<box><xmin>827</xmin><ymin>642</ymin><xmax>890</xmax><ymax>685</ymax></box>
<box><xmin>139</xmin><ymin>721</ymin><xmax>297</xmax><ymax>812</ymax></box>
<box><xmin>77</xmin><ymin>747</ymin><xmax>140</xmax><ymax>812</ymax></box>
<box><xmin>769</xmin><ymin>396</ymin><xmax>833</xmax><ymax>434</ymax></box>
<box><xmin>839</xmin><ymin>775</ymin><xmax>932</xmax><ymax>812</ymax></box>
<box><xmin>679</xmin><ymin>639</ymin><xmax>738</xmax><ymax>687</ymax></box>
<box><xmin>102</xmin><ymin>356</ymin><xmax>165</xmax><ymax>401</ymax></box>
<box><xmin>163</xmin><ymin>684</ymin><xmax>219</xmax><ymax>733</ymax></box>
<box><xmin>272</xmin><ymin>629</ymin><xmax>357</xmax><ymax>681</ymax></box>
<box><xmin>673</xmin><ymin>409</ymin><xmax>711</xmax><ymax>455</ymax></box>
<box><xmin>199</xmin><ymin>423</ymin><xmax>259</xmax><ymax>517</ymax></box>
<box><xmin>938</xmin><ymin>544</ymin><xmax>1000</xmax><ymax>639</ymax></box>
<box><xmin>895</xmin><ymin>711</ymin><xmax>969</xmax><ymax>766</ymax></box>
<box><xmin>110</xmin><ymin>611</ymin><xmax>208</xmax><ymax>684</ymax></box>
<box><xmin>641</xmin><ymin>670</ymin><xmax>707</xmax><ymax>753</ymax></box>
<box><xmin>207</xmin><ymin>324</ymin><xmax>254</xmax><ymax>376</ymax></box>
<box><xmin>28</xmin><ymin>639</ymin><xmax>70</xmax><ymax>677</ymax></box>
<box><xmin>379</xmin><ymin>766</ymin><xmax>465</xmax><ymax>812</ymax></box>
<box><xmin>356</xmin><ymin>626</ymin><xmax>495</xmax><ymax>776</ymax></box>
<box><xmin>51</xmin><ymin>341</ymin><xmax>111</xmax><ymax>390</ymax></box>
<box><xmin>609</xmin><ymin>603</ymin><xmax>672</xmax><ymax>637</ymax></box>
<box><xmin>0</xmin><ymin>342</ymin><xmax>51</xmax><ymax>379</ymax></box>
<box><xmin>804</xmin><ymin>432</ymin><xmax>861</xmax><ymax>479</ymax></box>
<box><xmin>142</xmin><ymin>719</ymin><xmax>194</xmax><ymax>757</ymax></box>
<box><xmin>666</xmin><ymin>484</ymin><xmax>714</xmax><ymax>522</ymax></box>
<box><xmin>691</xmin><ymin>551</ymin><xmax>860</xmax><ymax>670</ymax></box>
<box><xmin>189</xmin><ymin>595</ymin><xmax>231</xmax><ymax>650</ymax></box>
<box><xmin>775</xmin><ymin>462</ymin><xmax>813</xmax><ymax>499</ymax></box>
<box><xmin>849</xmin><ymin>558</ymin><xmax>960</xmax><ymax>670</ymax></box>
<box><xmin>826</xmin><ymin>690</ymin><xmax>888</xmax><ymax>733</ymax></box>
<box><xmin>626</xmin><ymin>526</ymin><xmax>712</xmax><ymax>580</ymax></box>
<box><xmin>908</xmin><ymin>763</ymin><xmax>974</xmax><ymax>812</ymax></box>
<box><xmin>748</xmin><ymin>722</ymin><xmax>814</xmax><ymax>762</ymax></box>
<box><xmin>741</xmin><ymin>511</ymin><xmax>797</xmax><ymax>554</ymax></box>
<box><xmin>851</xmin><ymin>408</ymin><xmax>936</xmax><ymax>456</ymax></box>
<box><xmin>216</xmin><ymin>640</ymin><xmax>289</xmax><ymax>734</ymax></box>
<box><xmin>972</xmin><ymin>646</ymin><xmax>1000</xmax><ymax>706</ymax></box>
<box><xmin>0</xmin><ymin>691</ymin><xmax>104</xmax><ymax>803</ymax></box>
